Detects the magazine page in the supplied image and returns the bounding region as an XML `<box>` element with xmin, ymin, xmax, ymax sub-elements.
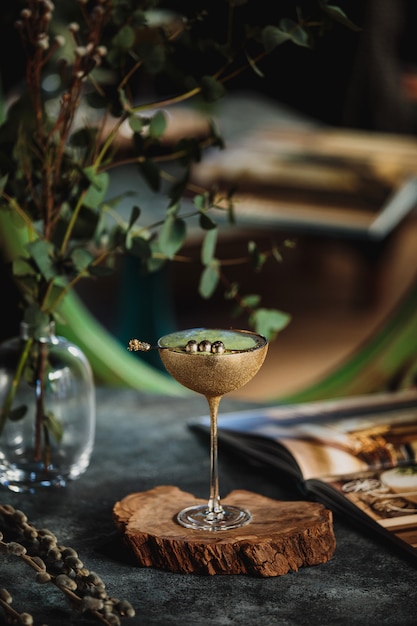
<box><xmin>191</xmin><ymin>390</ymin><xmax>417</xmax><ymax>559</ymax></box>
<box><xmin>319</xmin><ymin>467</ymin><xmax>417</xmax><ymax>553</ymax></box>
<box><xmin>206</xmin><ymin>391</ymin><xmax>417</xmax><ymax>482</ymax></box>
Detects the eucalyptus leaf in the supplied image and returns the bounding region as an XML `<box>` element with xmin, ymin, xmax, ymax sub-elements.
<box><xmin>158</xmin><ymin>215</ymin><xmax>187</xmax><ymax>259</ymax></box>
<box><xmin>111</xmin><ymin>24</ymin><xmax>136</xmax><ymax>50</ymax></box>
<box><xmin>249</xmin><ymin>308</ymin><xmax>291</xmax><ymax>340</ymax></box>
<box><xmin>13</xmin><ymin>257</ymin><xmax>35</xmax><ymax>277</ymax></box>
<box><xmin>149</xmin><ymin>110</ymin><xmax>167</xmax><ymax>139</ymax></box>
<box><xmin>128</xmin><ymin>205</ymin><xmax>141</xmax><ymax>230</ymax></box>
<box><xmin>193</xmin><ymin>195</ymin><xmax>205</xmax><ymax>211</ymax></box>
<box><xmin>83</xmin><ymin>170</ymin><xmax>109</xmax><ymax>210</ymax></box>
<box><xmin>200</xmin><ymin>76</ymin><xmax>226</xmax><ymax>103</ymax></box>
<box><xmin>44</xmin><ymin>411</ymin><xmax>64</xmax><ymax>444</ymax></box>
<box><xmin>241</xmin><ymin>293</ymin><xmax>261</xmax><ymax>309</ymax></box>
<box><xmin>0</xmin><ymin>174</ymin><xmax>8</xmax><ymax>192</ymax></box>
<box><xmin>129</xmin><ymin>115</ymin><xmax>145</xmax><ymax>133</ymax></box>
<box><xmin>169</xmin><ymin>175</ymin><xmax>189</xmax><ymax>206</ymax></box>
<box><xmin>261</xmin><ymin>25</ymin><xmax>291</xmax><ymax>53</ymax></box>
<box><xmin>320</xmin><ymin>3</ymin><xmax>362</xmax><ymax>31</ymax></box>
<box><xmin>70</xmin><ymin>248</ymin><xmax>94</xmax><ymax>273</ymax></box>
<box><xmin>138</xmin><ymin>159</ymin><xmax>160</xmax><ymax>192</ymax></box>
<box><xmin>199</xmin><ymin>212</ymin><xmax>217</xmax><ymax>230</ymax></box>
<box><xmin>279</xmin><ymin>18</ymin><xmax>310</xmax><ymax>48</ymax></box>
<box><xmin>129</xmin><ymin>235</ymin><xmax>152</xmax><ymax>261</ymax></box>
<box><xmin>199</xmin><ymin>261</ymin><xmax>219</xmax><ymax>299</ymax></box>
<box><xmin>26</xmin><ymin>240</ymin><xmax>56</xmax><ymax>281</ymax></box>
<box><xmin>201</xmin><ymin>228</ymin><xmax>218</xmax><ymax>266</ymax></box>
<box><xmin>8</xmin><ymin>405</ymin><xmax>27</xmax><ymax>422</ymax></box>
<box><xmin>139</xmin><ymin>41</ymin><xmax>167</xmax><ymax>74</ymax></box>
<box><xmin>248</xmin><ymin>241</ymin><xmax>266</xmax><ymax>271</ymax></box>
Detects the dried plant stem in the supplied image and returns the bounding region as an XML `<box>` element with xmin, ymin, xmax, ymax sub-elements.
<box><xmin>0</xmin><ymin>504</ymin><xmax>135</xmax><ymax>625</ymax></box>
<box><xmin>0</xmin><ymin>338</ymin><xmax>33</xmax><ymax>435</ymax></box>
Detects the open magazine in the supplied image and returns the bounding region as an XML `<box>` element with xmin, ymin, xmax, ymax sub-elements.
<box><xmin>190</xmin><ymin>389</ymin><xmax>417</xmax><ymax>561</ymax></box>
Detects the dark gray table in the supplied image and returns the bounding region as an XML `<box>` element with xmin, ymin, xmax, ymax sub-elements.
<box><xmin>1</xmin><ymin>388</ymin><xmax>417</xmax><ymax>625</ymax></box>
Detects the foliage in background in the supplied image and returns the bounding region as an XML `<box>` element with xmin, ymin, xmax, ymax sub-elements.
<box><xmin>0</xmin><ymin>0</ymin><xmax>356</xmax><ymax>342</ymax></box>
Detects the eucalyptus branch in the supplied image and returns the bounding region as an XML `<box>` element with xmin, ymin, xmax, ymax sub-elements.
<box><xmin>59</xmin><ymin>189</ymin><xmax>88</xmax><ymax>257</ymax></box>
<box><xmin>0</xmin><ymin>193</ymin><xmax>39</xmax><ymax>241</ymax></box>
<box><xmin>44</xmin><ymin>248</ymin><xmax>114</xmax><ymax>316</ymax></box>
<box><xmin>130</xmin><ymin>86</ymin><xmax>202</xmax><ymax>114</ymax></box>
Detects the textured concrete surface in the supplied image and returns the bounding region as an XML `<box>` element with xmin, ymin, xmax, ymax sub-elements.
<box><xmin>1</xmin><ymin>387</ymin><xmax>417</xmax><ymax>625</ymax></box>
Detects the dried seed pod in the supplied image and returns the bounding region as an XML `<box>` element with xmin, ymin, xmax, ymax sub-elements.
<box><xmin>12</xmin><ymin>510</ymin><xmax>28</xmax><ymax>524</ymax></box>
<box><xmin>7</xmin><ymin>542</ymin><xmax>27</xmax><ymax>556</ymax></box>
<box><xmin>61</xmin><ymin>547</ymin><xmax>78</xmax><ymax>559</ymax></box>
<box><xmin>86</xmin><ymin>572</ymin><xmax>103</xmax><ymax>585</ymax></box>
<box><xmin>185</xmin><ymin>340</ymin><xmax>198</xmax><ymax>353</ymax></box>
<box><xmin>47</xmin><ymin>546</ymin><xmax>62</xmax><ymax>561</ymax></box>
<box><xmin>116</xmin><ymin>599</ymin><xmax>136</xmax><ymax>617</ymax></box>
<box><xmin>31</xmin><ymin>556</ymin><xmax>46</xmax><ymax>571</ymax></box>
<box><xmin>35</xmin><ymin>571</ymin><xmax>51</xmax><ymax>584</ymax></box>
<box><xmin>80</xmin><ymin>596</ymin><xmax>104</xmax><ymax>612</ymax></box>
<box><xmin>128</xmin><ymin>339</ymin><xmax>151</xmax><ymax>352</ymax></box>
<box><xmin>198</xmin><ymin>340</ymin><xmax>212</xmax><ymax>352</ymax></box>
<box><xmin>55</xmin><ymin>574</ymin><xmax>78</xmax><ymax>591</ymax></box>
<box><xmin>211</xmin><ymin>341</ymin><xmax>225</xmax><ymax>354</ymax></box>
<box><xmin>65</xmin><ymin>555</ymin><xmax>84</xmax><ymax>570</ymax></box>
<box><xmin>0</xmin><ymin>588</ymin><xmax>12</xmax><ymax>604</ymax></box>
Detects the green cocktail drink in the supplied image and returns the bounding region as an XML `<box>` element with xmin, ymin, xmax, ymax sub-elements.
<box><xmin>158</xmin><ymin>328</ymin><xmax>268</xmax><ymax>531</ymax></box>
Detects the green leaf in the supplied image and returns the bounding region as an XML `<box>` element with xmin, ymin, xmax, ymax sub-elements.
<box><xmin>8</xmin><ymin>405</ymin><xmax>27</xmax><ymax>422</ymax></box>
<box><xmin>169</xmin><ymin>175</ymin><xmax>189</xmax><ymax>206</ymax></box>
<box><xmin>199</xmin><ymin>261</ymin><xmax>220</xmax><ymax>299</ymax></box>
<box><xmin>13</xmin><ymin>257</ymin><xmax>35</xmax><ymax>276</ymax></box>
<box><xmin>201</xmin><ymin>228</ymin><xmax>218</xmax><ymax>266</ymax></box>
<box><xmin>158</xmin><ymin>215</ymin><xmax>187</xmax><ymax>259</ymax></box>
<box><xmin>26</xmin><ymin>240</ymin><xmax>56</xmax><ymax>281</ymax></box>
<box><xmin>248</xmin><ymin>241</ymin><xmax>266</xmax><ymax>271</ymax></box>
<box><xmin>245</xmin><ymin>51</ymin><xmax>265</xmax><ymax>78</ymax></box>
<box><xmin>279</xmin><ymin>18</ymin><xmax>310</xmax><ymax>47</ymax></box>
<box><xmin>241</xmin><ymin>294</ymin><xmax>261</xmax><ymax>309</ymax></box>
<box><xmin>44</xmin><ymin>411</ymin><xmax>64</xmax><ymax>444</ymax></box>
<box><xmin>0</xmin><ymin>174</ymin><xmax>8</xmax><ymax>193</ymax></box>
<box><xmin>139</xmin><ymin>159</ymin><xmax>160</xmax><ymax>192</ymax></box>
<box><xmin>70</xmin><ymin>248</ymin><xmax>94</xmax><ymax>273</ymax></box>
<box><xmin>128</xmin><ymin>205</ymin><xmax>141</xmax><ymax>230</ymax></box>
<box><xmin>111</xmin><ymin>24</ymin><xmax>136</xmax><ymax>50</ymax></box>
<box><xmin>261</xmin><ymin>25</ymin><xmax>291</xmax><ymax>53</ymax></box>
<box><xmin>149</xmin><ymin>110</ymin><xmax>167</xmax><ymax>139</ymax></box>
<box><xmin>320</xmin><ymin>3</ymin><xmax>362</xmax><ymax>31</ymax></box>
<box><xmin>128</xmin><ymin>236</ymin><xmax>151</xmax><ymax>261</ymax></box>
<box><xmin>200</xmin><ymin>76</ymin><xmax>226</xmax><ymax>103</ymax></box>
<box><xmin>249</xmin><ymin>308</ymin><xmax>291</xmax><ymax>340</ymax></box>
<box><xmin>262</xmin><ymin>19</ymin><xmax>311</xmax><ymax>51</ymax></box>
<box><xmin>83</xmin><ymin>169</ymin><xmax>109</xmax><ymax>209</ymax></box>
<box><xmin>128</xmin><ymin>115</ymin><xmax>144</xmax><ymax>133</ymax></box>
<box><xmin>199</xmin><ymin>212</ymin><xmax>217</xmax><ymax>230</ymax></box>
<box><xmin>193</xmin><ymin>195</ymin><xmax>205</xmax><ymax>210</ymax></box>
<box><xmin>225</xmin><ymin>282</ymin><xmax>239</xmax><ymax>300</ymax></box>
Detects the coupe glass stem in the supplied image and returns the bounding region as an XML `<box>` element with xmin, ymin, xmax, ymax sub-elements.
<box><xmin>207</xmin><ymin>395</ymin><xmax>223</xmax><ymax>519</ymax></box>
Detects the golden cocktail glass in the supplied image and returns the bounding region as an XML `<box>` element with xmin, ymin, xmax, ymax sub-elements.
<box><xmin>158</xmin><ymin>328</ymin><xmax>268</xmax><ymax>531</ymax></box>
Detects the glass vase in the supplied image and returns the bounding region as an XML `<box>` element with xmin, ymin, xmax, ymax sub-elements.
<box><xmin>0</xmin><ymin>321</ymin><xmax>95</xmax><ymax>492</ymax></box>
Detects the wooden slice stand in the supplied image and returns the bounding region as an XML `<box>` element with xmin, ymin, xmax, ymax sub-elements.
<box><xmin>113</xmin><ymin>486</ymin><xmax>336</xmax><ymax>577</ymax></box>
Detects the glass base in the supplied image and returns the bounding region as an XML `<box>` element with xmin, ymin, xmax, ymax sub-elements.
<box><xmin>177</xmin><ymin>504</ymin><xmax>252</xmax><ymax>531</ymax></box>
<box><xmin>0</xmin><ymin>465</ymin><xmax>70</xmax><ymax>493</ymax></box>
